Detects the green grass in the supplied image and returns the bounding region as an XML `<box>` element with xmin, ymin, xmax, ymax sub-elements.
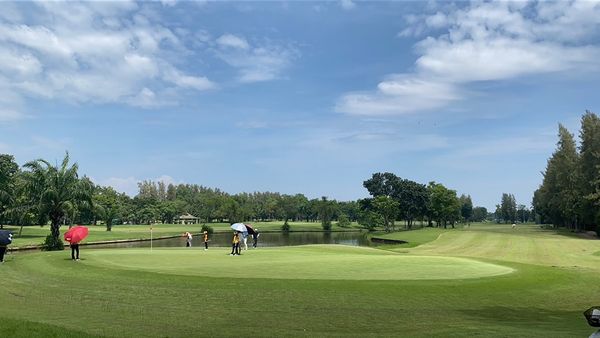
<box><xmin>371</xmin><ymin>226</ymin><xmax>447</xmax><ymax>248</ymax></box>
<box><xmin>4</xmin><ymin>221</ymin><xmax>361</xmax><ymax>248</ymax></box>
<box><xmin>83</xmin><ymin>246</ymin><xmax>513</xmax><ymax>280</ymax></box>
<box><xmin>1</xmin><ymin>224</ymin><xmax>599</xmax><ymax>337</ymax></box>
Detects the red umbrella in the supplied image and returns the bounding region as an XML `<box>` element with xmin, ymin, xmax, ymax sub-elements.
<box><xmin>64</xmin><ymin>226</ymin><xmax>89</xmax><ymax>244</ymax></box>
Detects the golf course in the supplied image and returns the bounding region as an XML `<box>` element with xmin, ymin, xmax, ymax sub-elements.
<box><xmin>1</xmin><ymin>223</ymin><xmax>599</xmax><ymax>337</ymax></box>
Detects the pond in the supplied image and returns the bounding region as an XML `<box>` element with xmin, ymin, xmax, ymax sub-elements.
<box><xmin>92</xmin><ymin>231</ymin><xmax>372</xmax><ymax>249</ymax></box>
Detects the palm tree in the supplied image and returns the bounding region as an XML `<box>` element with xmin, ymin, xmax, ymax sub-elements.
<box><xmin>24</xmin><ymin>152</ymin><xmax>92</xmax><ymax>248</ymax></box>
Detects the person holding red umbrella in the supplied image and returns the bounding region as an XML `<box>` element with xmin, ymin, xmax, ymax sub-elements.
<box><xmin>64</xmin><ymin>226</ymin><xmax>89</xmax><ymax>261</ymax></box>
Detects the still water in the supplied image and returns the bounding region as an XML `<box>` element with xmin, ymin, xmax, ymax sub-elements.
<box><xmin>93</xmin><ymin>231</ymin><xmax>371</xmax><ymax>249</ymax></box>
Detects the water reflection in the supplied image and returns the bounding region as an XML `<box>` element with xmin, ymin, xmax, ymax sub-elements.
<box><xmin>93</xmin><ymin>231</ymin><xmax>371</xmax><ymax>249</ymax></box>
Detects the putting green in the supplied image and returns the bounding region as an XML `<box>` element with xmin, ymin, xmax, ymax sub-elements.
<box><xmin>82</xmin><ymin>245</ymin><xmax>513</xmax><ymax>280</ymax></box>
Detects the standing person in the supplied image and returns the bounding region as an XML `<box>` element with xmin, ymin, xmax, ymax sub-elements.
<box><xmin>242</xmin><ymin>232</ymin><xmax>248</xmax><ymax>251</ymax></box>
<box><xmin>184</xmin><ymin>232</ymin><xmax>193</xmax><ymax>247</ymax></box>
<box><xmin>70</xmin><ymin>243</ymin><xmax>80</xmax><ymax>261</ymax></box>
<box><xmin>64</xmin><ymin>226</ymin><xmax>88</xmax><ymax>261</ymax></box>
<box><xmin>0</xmin><ymin>231</ymin><xmax>12</xmax><ymax>263</ymax></box>
<box><xmin>203</xmin><ymin>231</ymin><xmax>209</xmax><ymax>250</ymax></box>
<box><xmin>0</xmin><ymin>244</ymin><xmax>7</xmax><ymax>263</ymax></box>
<box><xmin>252</xmin><ymin>228</ymin><xmax>260</xmax><ymax>248</ymax></box>
<box><xmin>230</xmin><ymin>231</ymin><xmax>240</xmax><ymax>256</ymax></box>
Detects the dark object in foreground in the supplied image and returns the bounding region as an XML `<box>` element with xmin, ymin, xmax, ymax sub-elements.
<box><xmin>0</xmin><ymin>230</ymin><xmax>12</xmax><ymax>246</ymax></box>
<box><xmin>584</xmin><ymin>307</ymin><xmax>600</xmax><ymax>327</ymax></box>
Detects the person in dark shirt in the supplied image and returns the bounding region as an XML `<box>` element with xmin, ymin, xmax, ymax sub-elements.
<box><xmin>252</xmin><ymin>228</ymin><xmax>260</xmax><ymax>248</ymax></box>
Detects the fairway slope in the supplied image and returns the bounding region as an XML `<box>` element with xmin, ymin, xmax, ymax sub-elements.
<box><xmin>82</xmin><ymin>245</ymin><xmax>514</xmax><ymax>280</ymax></box>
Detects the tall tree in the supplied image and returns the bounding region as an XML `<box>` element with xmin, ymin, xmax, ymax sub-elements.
<box><xmin>578</xmin><ymin>111</ymin><xmax>600</xmax><ymax>228</ymax></box>
<box><xmin>363</xmin><ymin>172</ymin><xmax>400</xmax><ymax>197</ymax></box>
<box><xmin>534</xmin><ymin>124</ymin><xmax>580</xmax><ymax>228</ymax></box>
<box><xmin>23</xmin><ymin>153</ymin><xmax>92</xmax><ymax>249</ymax></box>
<box><xmin>372</xmin><ymin>196</ymin><xmax>399</xmax><ymax>232</ymax></box>
<box><xmin>0</xmin><ymin>154</ymin><xmax>19</xmax><ymax>229</ymax></box>
<box><xmin>94</xmin><ymin>186</ymin><xmax>124</xmax><ymax>231</ymax></box>
<box><xmin>395</xmin><ymin>179</ymin><xmax>428</xmax><ymax>229</ymax></box>
<box><xmin>472</xmin><ymin>206</ymin><xmax>488</xmax><ymax>222</ymax></box>
<box><xmin>427</xmin><ymin>182</ymin><xmax>460</xmax><ymax>228</ymax></box>
<box><xmin>517</xmin><ymin>204</ymin><xmax>530</xmax><ymax>224</ymax></box>
<box><xmin>318</xmin><ymin>196</ymin><xmax>337</xmax><ymax>231</ymax></box>
<box><xmin>498</xmin><ymin>193</ymin><xmax>517</xmax><ymax>223</ymax></box>
<box><xmin>459</xmin><ymin>194</ymin><xmax>473</xmax><ymax>224</ymax></box>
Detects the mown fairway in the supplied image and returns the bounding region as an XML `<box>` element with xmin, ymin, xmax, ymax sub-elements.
<box><xmin>1</xmin><ymin>224</ymin><xmax>599</xmax><ymax>337</ymax></box>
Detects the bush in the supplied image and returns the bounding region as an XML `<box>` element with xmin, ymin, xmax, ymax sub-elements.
<box><xmin>201</xmin><ymin>224</ymin><xmax>214</xmax><ymax>235</ymax></box>
<box><xmin>321</xmin><ymin>220</ymin><xmax>332</xmax><ymax>231</ymax></box>
<box><xmin>281</xmin><ymin>221</ymin><xmax>291</xmax><ymax>232</ymax></box>
<box><xmin>42</xmin><ymin>235</ymin><xmax>64</xmax><ymax>251</ymax></box>
<box><xmin>336</xmin><ymin>214</ymin><xmax>351</xmax><ymax>228</ymax></box>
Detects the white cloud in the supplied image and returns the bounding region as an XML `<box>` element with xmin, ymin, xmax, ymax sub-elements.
<box><xmin>102</xmin><ymin>176</ymin><xmax>139</xmax><ymax>196</ymax></box>
<box><xmin>339</xmin><ymin>0</ymin><xmax>600</xmax><ymax>116</ymax></box>
<box><xmin>163</xmin><ymin>67</ymin><xmax>216</xmax><ymax>91</ymax></box>
<box><xmin>215</xmin><ymin>35</ymin><xmax>299</xmax><ymax>83</ymax></box>
<box><xmin>340</xmin><ymin>0</ymin><xmax>356</xmax><ymax>11</ymax></box>
<box><xmin>128</xmin><ymin>87</ymin><xmax>159</xmax><ymax>108</ymax></box>
<box><xmin>161</xmin><ymin>0</ymin><xmax>177</xmax><ymax>7</ymax></box>
<box><xmin>216</xmin><ymin>33</ymin><xmax>249</xmax><ymax>50</ymax></box>
<box><xmin>337</xmin><ymin>75</ymin><xmax>460</xmax><ymax>115</ymax></box>
<box><xmin>0</xmin><ymin>80</ymin><xmax>26</xmax><ymax>122</ymax></box>
<box><xmin>101</xmin><ymin>174</ymin><xmax>182</xmax><ymax>196</ymax></box>
<box><xmin>0</xmin><ymin>2</ymin><xmax>215</xmax><ymax>112</ymax></box>
<box><xmin>155</xmin><ymin>175</ymin><xmax>179</xmax><ymax>186</ymax></box>
<box><xmin>0</xmin><ymin>109</ymin><xmax>23</xmax><ymax>122</ymax></box>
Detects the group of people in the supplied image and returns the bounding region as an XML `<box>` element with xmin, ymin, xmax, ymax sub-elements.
<box><xmin>183</xmin><ymin>228</ymin><xmax>259</xmax><ymax>254</ymax></box>
<box><xmin>230</xmin><ymin>229</ymin><xmax>259</xmax><ymax>255</ymax></box>
<box><xmin>183</xmin><ymin>231</ymin><xmax>210</xmax><ymax>250</ymax></box>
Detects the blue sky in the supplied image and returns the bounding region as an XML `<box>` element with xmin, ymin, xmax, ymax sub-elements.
<box><xmin>1</xmin><ymin>1</ymin><xmax>599</xmax><ymax>210</ymax></box>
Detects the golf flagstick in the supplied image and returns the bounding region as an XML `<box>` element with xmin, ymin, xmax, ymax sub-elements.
<box><xmin>150</xmin><ymin>224</ymin><xmax>153</xmax><ymax>252</ymax></box>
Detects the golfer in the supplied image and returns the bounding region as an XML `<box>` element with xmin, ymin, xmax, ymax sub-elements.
<box><xmin>203</xmin><ymin>231</ymin><xmax>209</xmax><ymax>250</ymax></box>
<box><xmin>0</xmin><ymin>244</ymin><xmax>6</xmax><ymax>263</ymax></box>
<box><xmin>252</xmin><ymin>228</ymin><xmax>260</xmax><ymax>248</ymax></box>
<box><xmin>242</xmin><ymin>232</ymin><xmax>248</xmax><ymax>251</ymax></box>
<box><xmin>230</xmin><ymin>231</ymin><xmax>240</xmax><ymax>256</ymax></box>
<box><xmin>185</xmin><ymin>232</ymin><xmax>193</xmax><ymax>247</ymax></box>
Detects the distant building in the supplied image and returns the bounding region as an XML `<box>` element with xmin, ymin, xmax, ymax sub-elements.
<box><xmin>174</xmin><ymin>213</ymin><xmax>200</xmax><ymax>224</ymax></box>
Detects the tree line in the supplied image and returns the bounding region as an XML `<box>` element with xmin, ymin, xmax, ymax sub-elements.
<box><xmin>357</xmin><ymin>172</ymin><xmax>488</xmax><ymax>231</ymax></box>
<box><xmin>533</xmin><ymin>111</ymin><xmax>600</xmax><ymax>233</ymax></box>
<box><xmin>0</xmin><ymin>152</ymin><xmax>361</xmax><ymax>249</ymax></box>
<box><xmin>0</xmin><ymin>152</ymin><xmax>494</xmax><ymax>248</ymax></box>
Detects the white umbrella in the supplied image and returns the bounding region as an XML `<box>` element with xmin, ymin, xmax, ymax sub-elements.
<box><xmin>230</xmin><ymin>223</ymin><xmax>247</xmax><ymax>232</ymax></box>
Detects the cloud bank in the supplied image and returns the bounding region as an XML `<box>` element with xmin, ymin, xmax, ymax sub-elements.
<box><xmin>337</xmin><ymin>1</ymin><xmax>600</xmax><ymax>116</ymax></box>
